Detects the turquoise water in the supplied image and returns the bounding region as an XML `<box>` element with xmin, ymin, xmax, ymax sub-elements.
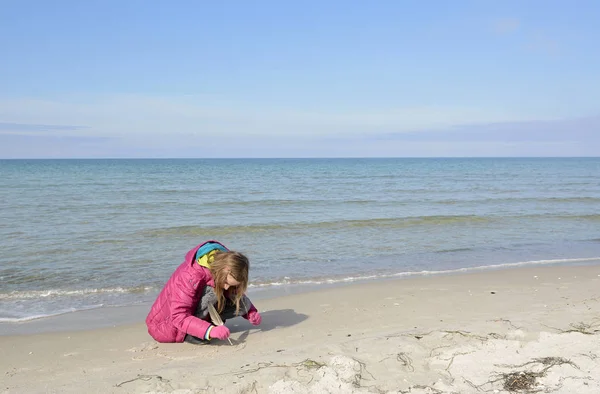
<box><xmin>1</xmin><ymin>158</ymin><xmax>600</xmax><ymax>323</ymax></box>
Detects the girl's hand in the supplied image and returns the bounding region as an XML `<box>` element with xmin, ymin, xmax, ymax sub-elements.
<box><xmin>247</xmin><ymin>309</ymin><xmax>262</xmax><ymax>326</ymax></box>
<box><xmin>209</xmin><ymin>325</ymin><xmax>230</xmax><ymax>340</ymax></box>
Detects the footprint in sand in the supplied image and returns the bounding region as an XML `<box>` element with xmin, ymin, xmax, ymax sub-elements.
<box><xmin>127</xmin><ymin>342</ymin><xmax>159</xmax><ymax>353</ymax></box>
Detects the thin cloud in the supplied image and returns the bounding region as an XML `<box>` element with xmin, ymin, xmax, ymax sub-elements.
<box><xmin>526</xmin><ymin>31</ymin><xmax>560</xmax><ymax>55</ymax></box>
<box><xmin>1</xmin><ymin>96</ymin><xmax>595</xmax><ymax>158</ymax></box>
<box><xmin>0</xmin><ymin>134</ymin><xmax>114</xmax><ymax>159</ymax></box>
<box><xmin>491</xmin><ymin>17</ymin><xmax>520</xmax><ymax>35</ymax></box>
<box><xmin>0</xmin><ymin>122</ymin><xmax>87</xmax><ymax>133</ymax></box>
<box><xmin>0</xmin><ymin>95</ymin><xmax>542</xmax><ymax>139</ymax></box>
<box><xmin>489</xmin><ymin>19</ymin><xmax>560</xmax><ymax>56</ymax></box>
<box><xmin>361</xmin><ymin>115</ymin><xmax>600</xmax><ymax>143</ymax></box>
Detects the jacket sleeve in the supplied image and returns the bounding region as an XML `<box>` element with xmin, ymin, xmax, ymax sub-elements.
<box><xmin>169</xmin><ymin>273</ymin><xmax>212</xmax><ymax>339</ymax></box>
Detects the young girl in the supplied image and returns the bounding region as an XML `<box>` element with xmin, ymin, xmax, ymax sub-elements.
<box><xmin>146</xmin><ymin>240</ymin><xmax>262</xmax><ymax>343</ymax></box>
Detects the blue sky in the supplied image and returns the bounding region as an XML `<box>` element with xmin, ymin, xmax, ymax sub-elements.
<box><xmin>1</xmin><ymin>0</ymin><xmax>599</xmax><ymax>158</ymax></box>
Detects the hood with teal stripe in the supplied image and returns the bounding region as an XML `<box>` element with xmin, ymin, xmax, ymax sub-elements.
<box><xmin>195</xmin><ymin>242</ymin><xmax>228</xmax><ymax>268</ymax></box>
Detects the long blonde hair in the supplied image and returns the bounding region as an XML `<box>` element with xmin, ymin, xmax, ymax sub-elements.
<box><xmin>209</xmin><ymin>250</ymin><xmax>249</xmax><ymax>314</ymax></box>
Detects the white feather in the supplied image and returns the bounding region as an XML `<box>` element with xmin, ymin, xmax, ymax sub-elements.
<box><xmin>208</xmin><ymin>304</ymin><xmax>233</xmax><ymax>346</ymax></box>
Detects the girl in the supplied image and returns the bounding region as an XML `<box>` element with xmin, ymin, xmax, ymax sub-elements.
<box><xmin>146</xmin><ymin>240</ymin><xmax>262</xmax><ymax>343</ymax></box>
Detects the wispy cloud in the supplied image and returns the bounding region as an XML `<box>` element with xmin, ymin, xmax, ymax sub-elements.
<box><xmin>526</xmin><ymin>31</ymin><xmax>560</xmax><ymax>55</ymax></box>
<box><xmin>0</xmin><ymin>134</ymin><xmax>114</xmax><ymax>159</ymax></box>
<box><xmin>1</xmin><ymin>95</ymin><xmax>595</xmax><ymax>158</ymax></box>
<box><xmin>2</xmin><ymin>113</ymin><xmax>597</xmax><ymax>158</ymax></box>
<box><xmin>0</xmin><ymin>122</ymin><xmax>87</xmax><ymax>133</ymax></box>
<box><xmin>490</xmin><ymin>18</ymin><xmax>561</xmax><ymax>56</ymax></box>
<box><xmin>0</xmin><ymin>95</ymin><xmax>545</xmax><ymax>140</ymax></box>
<box><xmin>367</xmin><ymin>116</ymin><xmax>600</xmax><ymax>143</ymax></box>
<box><xmin>491</xmin><ymin>17</ymin><xmax>520</xmax><ymax>35</ymax></box>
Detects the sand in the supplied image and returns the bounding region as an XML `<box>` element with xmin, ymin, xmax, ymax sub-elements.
<box><xmin>1</xmin><ymin>264</ymin><xmax>600</xmax><ymax>393</ymax></box>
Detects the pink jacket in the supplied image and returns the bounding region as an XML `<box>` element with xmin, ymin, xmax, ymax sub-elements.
<box><xmin>145</xmin><ymin>241</ymin><xmax>224</xmax><ymax>343</ymax></box>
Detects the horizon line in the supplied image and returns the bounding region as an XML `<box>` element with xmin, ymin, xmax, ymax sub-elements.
<box><xmin>1</xmin><ymin>156</ymin><xmax>599</xmax><ymax>160</ymax></box>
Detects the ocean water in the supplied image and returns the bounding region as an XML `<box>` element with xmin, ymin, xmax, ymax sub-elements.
<box><xmin>1</xmin><ymin>158</ymin><xmax>600</xmax><ymax>324</ymax></box>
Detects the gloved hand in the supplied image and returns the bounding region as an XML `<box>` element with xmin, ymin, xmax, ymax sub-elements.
<box><xmin>246</xmin><ymin>306</ymin><xmax>262</xmax><ymax>326</ymax></box>
<box><xmin>209</xmin><ymin>325</ymin><xmax>230</xmax><ymax>340</ymax></box>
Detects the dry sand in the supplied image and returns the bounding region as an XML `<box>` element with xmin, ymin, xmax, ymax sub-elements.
<box><xmin>1</xmin><ymin>264</ymin><xmax>600</xmax><ymax>393</ymax></box>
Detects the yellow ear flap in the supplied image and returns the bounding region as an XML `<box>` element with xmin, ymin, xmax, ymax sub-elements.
<box><xmin>207</xmin><ymin>250</ymin><xmax>217</xmax><ymax>264</ymax></box>
<box><xmin>197</xmin><ymin>250</ymin><xmax>219</xmax><ymax>268</ymax></box>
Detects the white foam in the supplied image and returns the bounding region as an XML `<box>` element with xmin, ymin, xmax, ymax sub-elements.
<box><xmin>0</xmin><ymin>286</ymin><xmax>154</xmax><ymax>301</ymax></box>
<box><xmin>0</xmin><ymin>304</ymin><xmax>104</xmax><ymax>323</ymax></box>
<box><xmin>249</xmin><ymin>256</ymin><xmax>600</xmax><ymax>288</ymax></box>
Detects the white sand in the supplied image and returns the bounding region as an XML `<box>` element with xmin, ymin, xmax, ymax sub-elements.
<box><xmin>1</xmin><ymin>264</ymin><xmax>600</xmax><ymax>393</ymax></box>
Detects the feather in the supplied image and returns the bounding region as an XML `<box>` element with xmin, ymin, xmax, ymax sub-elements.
<box><xmin>208</xmin><ymin>304</ymin><xmax>233</xmax><ymax>346</ymax></box>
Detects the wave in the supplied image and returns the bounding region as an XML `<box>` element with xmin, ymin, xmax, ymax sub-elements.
<box><xmin>15</xmin><ymin>197</ymin><xmax>600</xmax><ymax>218</ymax></box>
<box><xmin>200</xmin><ymin>199</ymin><xmax>332</xmax><ymax>207</ymax></box>
<box><xmin>248</xmin><ymin>257</ymin><xmax>600</xmax><ymax>288</ymax></box>
<box><xmin>561</xmin><ymin>214</ymin><xmax>600</xmax><ymax>221</ymax></box>
<box><xmin>141</xmin><ymin>211</ymin><xmax>600</xmax><ymax>238</ymax></box>
<box><xmin>141</xmin><ymin>215</ymin><xmax>493</xmax><ymax>237</ymax></box>
<box><xmin>3</xmin><ymin>256</ymin><xmax>599</xmax><ymax>323</ymax></box>
<box><xmin>435</xmin><ymin>247</ymin><xmax>474</xmax><ymax>253</ymax></box>
<box><xmin>158</xmin><ymin>198</ymin><xmax>384</xmax><ymax>207</ymax></box>
<box><xmin>0</xmin><ymin>304</ymin><xmax>104</xmax><ymax>323</ymax></box>
<box><xmin>87</xmin><ymin>239</ymin><xmax>129</xmax><ymax>245</ymax></box>
<box><xmin>0</xmin><ymin>286</ymin><xmax>154</xmax><ymax>301</ymax></box>
<box><xmin>435</xmin><ymin>196</ymin><xmax>600</xmax><ymax>205</ymax></box>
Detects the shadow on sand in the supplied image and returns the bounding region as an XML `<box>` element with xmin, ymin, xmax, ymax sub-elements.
<box><xmin>229</xmin><ymin>308</ymin><xmax>308</xmax><ymax>334</ymax></box>
<box><xmin>187</xmin><ymin>309</ymin><xmax>309</xmax><ymax>346</ymax></box>
<box><xmin>202</xmin><ymin>309</ymin><xmax>309</xmax><ymax>346</ymax></box>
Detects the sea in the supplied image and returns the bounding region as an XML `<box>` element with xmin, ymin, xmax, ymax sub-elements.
<box><xmin>1</xmin><ymin>158</ymin><xmax>600</xmax><ymax>331</ymax></box>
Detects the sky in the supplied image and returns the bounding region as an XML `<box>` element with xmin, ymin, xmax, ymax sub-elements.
<box><xmin>1</xmin><ymin>0</ymin><xmax>599</xmax><ymax>158</ymax></box>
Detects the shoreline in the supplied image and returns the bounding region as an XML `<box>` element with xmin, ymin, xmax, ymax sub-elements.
<box><xmin>2</xmin><ymin>259</ymin><xmax>600</xmax><ymax>336</ymax></box>
<box><xmin>2</xmin><ymin>263</ymin><xmax>600</xmax><ymax>393</ymax></box>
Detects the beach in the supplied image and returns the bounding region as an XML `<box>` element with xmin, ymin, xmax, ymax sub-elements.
<box><xmin>2</xmin><ymin>263</ymin><xmax>599</xmax><ymax>394</ymax></box>
<box><xmin>2</xmin><ymin>1</ymin><xmax>600</xmax><ymax>392</ymax></box>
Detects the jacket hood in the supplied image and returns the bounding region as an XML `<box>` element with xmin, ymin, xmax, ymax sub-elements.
<box><xmin>184</xmin><ymin>240</ymin><xmax>228</xmax><ymax>267</ymax></box>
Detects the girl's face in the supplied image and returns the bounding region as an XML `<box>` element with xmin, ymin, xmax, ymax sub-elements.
<box><xmin>223</xmin><ymin>273</ymin><xmax>240</xmax><ymax>290</ymax></box>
